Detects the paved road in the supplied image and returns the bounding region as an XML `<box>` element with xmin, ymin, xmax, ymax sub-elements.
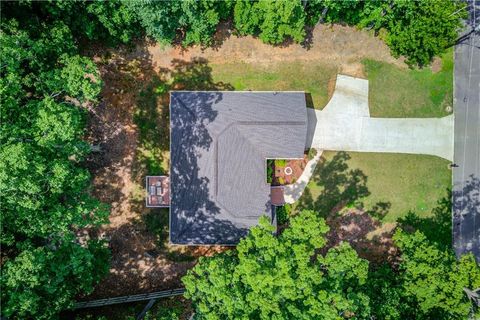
<box><xmin>453</xmin><ymin>0</ymin><xmax>480</xmax><ymax>261</ymax></box>
<box><xmin>306</xmin><ymin>75</ymin><xmax>454</xmax><ymax>161</ymax></box>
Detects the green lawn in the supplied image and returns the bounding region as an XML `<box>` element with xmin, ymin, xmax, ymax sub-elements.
<box><xmin>211</xmin><ymin>62</ymin><xmax>337</xmax><ymax>108</ymax></box>
<box><xmin>345</xmin><ymin>153</ymin><xmax>450</xmax><ymax>222</ymax></box>
<box><xmin>299</xmin><ymin>151</ymin><xmax>451</xmax><ymax>222</ymax></box>
<box><xmin>363</xmin><ymin>48</ymin><xmax>454</xmax><ymax>118</ymax></box>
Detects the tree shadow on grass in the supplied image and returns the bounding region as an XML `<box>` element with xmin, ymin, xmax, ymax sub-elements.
<box><xmin>397</xmin><ymin>189</ymin><xmax>453</xmax><ymax>250</ymax></box>
<box><xmin>208</xmin><ymin>20</ymin><xmax>235</xmax><ymax>51</ymax></box>
<box><xmin>132</xmin><ymin>76</ymin><xmax>169</xmax><ymax>177</ymax></box>
<box><xmin>84</xmin><ymin>45</ymin><xmax>156</xmax><ymax>217</ymax></box>
<box><xmin>141</xmin><ymin>209</ymin><xmax>196</xmax><ymax>263</ymax></box>
<box><xmin>301</xmin><ymin>25</ymin><xmax>315</xmax><ymax>50</ymax></box>
<box><xmin>164</xmin><ymin>57</ymin><xmax>234</xmax><ymax>91</ymax></box>
<box><xmin>366</xmin><ymin>201</ymin><xmax>392</xmax><ymax>221</ymax></box>
<box><xmin>324</xmin><ymin>209</ymin><xmax>398</xmax><ymax>265</ymax></box>
<box><xmin>295</xmin><ymin>152</ymin><xmax>398</xmax><ymax>264</ymax></box>
<box><xmin>296</xmin><ymin>152</ymin><xmax>371</xmax><ymax>217</ymax></box>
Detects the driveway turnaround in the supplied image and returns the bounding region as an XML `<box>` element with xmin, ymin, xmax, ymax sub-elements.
<box><xmin>306</xmin><ymin>75</ymin><xmax>454</xmax><ymax>161</ymax></box>
<box><xmin>452</xmin><ymin>0</ymin><xmax>480</xmax><ymax>261</ymax></box>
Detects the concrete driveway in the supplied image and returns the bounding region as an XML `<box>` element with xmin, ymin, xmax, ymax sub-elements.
<box><xmin>306</xmin><ymin>75</ymin><xmax>454</xmax><ymax>161</ymax></box>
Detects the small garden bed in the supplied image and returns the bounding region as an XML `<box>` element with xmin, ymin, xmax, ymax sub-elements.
<box><xmin>267</xmin><ymin>156</ymin><xmax>308</xmax><ymax>186</ymax></box>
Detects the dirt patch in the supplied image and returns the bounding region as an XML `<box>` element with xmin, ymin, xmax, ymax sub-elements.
<box><xmin>83</xmin><ymin>23</ymin><xmax>404</xmax><ymax>298</ymax></box>
<box><xmin>147</xmin><ymin>24</ymin><xmax>404</xmax><ymax>71</ymax></box>
<box><xmin>340</xmin><ymin>62</ymin><xmax>366</xmax><ymax>78</ymax></box>
<box><xmin>325</xmin><ymin>209</ymin><xmax>399</xmax><ymax>265</ymax></box>
<box><xmin>430</xmin><ymin>56</ymin><xmax>442</xmax><ymax>73</ymax></box>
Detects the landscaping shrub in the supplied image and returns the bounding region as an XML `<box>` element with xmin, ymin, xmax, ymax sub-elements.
<box><xmin>266</xmin><ymin>159</ymin><xmax>274</xmax><ymax>183</ymax></box>
<box><xmin>276</xmin><ymin>203</ymin><xmax>291</xmax><ymax>224</ymax></box>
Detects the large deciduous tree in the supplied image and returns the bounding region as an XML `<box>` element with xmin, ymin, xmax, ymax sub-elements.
<box><xmin>365</xmin><ymin>228</ymin><xmax>480</xmax><ymax>320</ymax></box>
<box><xmin>1</xmin><ymin>239</ymin><xmax>109</xmax><ymax>320</ymax></box>
<box><xmin>393</xmin><ymin>229</ymin><xmax>480</xmax><ymax>319</ymax></box>
<box><xmin>86</xmin><ymin>0</ymin><xmax>141</xmax><ymax>44</ymax></box>
<box><xmin>183</xmin><ymin>210</ymin><xmax>371</xmax><ymax>319</ymax></box>
<box><xmin>183</xmin><ymin>209</ymin><xmax>480</xmax><ymax>320</ymax></box>
<box><xmin>384</xmin><ymin>0</ymin><xmax>466</xmax><ymax>66</ymax></box>
<box><xmin>1</xmin><ymin>0</ymin><xmax>141</xmax><ymax>44</ymax></box>
<box><xmin>234</xmin><ymin>0</ymin><xmax>306</xmax><ymax>45</ymax></box>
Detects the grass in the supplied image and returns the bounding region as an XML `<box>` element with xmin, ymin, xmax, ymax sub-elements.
<box><xmin>211</xmin><ymin>49</ymin><xmax>453</xmax><ymax>118</ymax></box>
<box><xmin>133</xmin><ymin>77</ymin><xmax>170</xmax><ymax>177</ymax></box>
<box><xmin>327</xmin><ymin>152</ymin><xmax>450</xmax><ymax>222</ymax></box>
<box><xmin>363</xmin><ymin>48</ymin><xmax>454</xmax><ymax>118</ymax></box>
<box><xmin>211</xmin><ymin>61</ymin><xmax>337</xmax><ymax>109</ymax></box>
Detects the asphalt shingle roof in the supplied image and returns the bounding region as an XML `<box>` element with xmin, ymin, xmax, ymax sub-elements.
<box><xmin>170</xmin><ymin>91</ymin><xmax>308</xmax><ymax>245</ymax></box>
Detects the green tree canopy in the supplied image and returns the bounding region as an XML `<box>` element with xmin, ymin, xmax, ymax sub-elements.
<box><xmin>0</xmin><ymin>16</ymin><xmax>109</xmax><ymax>320</ymax></box>
<box><xmin>1</xmin><ymin>0</ymin><xmax>141</xmax><ymax>44</ymax></box>
<box><xmin>365</xmin><ymin>227</ymin><xmax>480</xmax><ymax>320</ymax></box>
<box><xmin>0</xmin><ymin>21</ymin><xmax>108</xmax><ymax>243</ymax></box>
<box><xmin>126</xmin><ymin>0</ymin><xmax>233</xmax><ymax>46</ymax></box>
<box><xmin>305</xmin><ymin>0</ymin><xmax>466</xmax><ymax>66</ymax></box>
<box><xmin>86</xmin><ymin>0</ymin><xmax>141</xmax><ymax>44</ymax></box>
<box><xmin>183</xmin><ymin>210</ymin><xmax>371</xmax><ymax>319</ymax></box>
<box><xmin>234</xmin><ymin>0</ymin><xmax>306</xmax><ymax>45</ymax></box>
<box><xmin>183</xmin><ymin>208</ymin><xmax>480</xmax><ymax>320</ymax></box>
<box><xmin>1</xmin><ymin>239</ymin><xmax>109</xmax><ymax>320</ymax></box>
<box><xmin>393</xmin><ymin>229</ymin><xmax>480</xmax><ymax>319</ymax></box>
<box><xmin>384</xmin><ymin>0</ymin><xmax>466</xmax><ymax>66</ymax></box>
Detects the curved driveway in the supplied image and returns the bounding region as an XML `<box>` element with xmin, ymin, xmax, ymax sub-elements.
<box><xmin>306</xmin><ymin>75</ymin><xmax>454</xmax><ymax>161</ymax></box>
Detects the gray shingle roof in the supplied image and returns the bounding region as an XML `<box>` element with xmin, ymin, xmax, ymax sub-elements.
<box><xmin>170</xmin><ymin>91</ymin><xmax>308</xmax><ymax>245</ymax></box>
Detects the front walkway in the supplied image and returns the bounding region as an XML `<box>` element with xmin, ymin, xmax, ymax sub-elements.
<box><xmin>306</xmin><ymin>75</ymin><xmax>454</xmax><ymax>161</ymax></box>
<box><xmin>284</xmin><ymin>149</ymin><xmax>323</xmax><ymax>204</ymax></box>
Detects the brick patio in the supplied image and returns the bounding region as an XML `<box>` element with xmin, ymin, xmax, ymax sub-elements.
<box><xmin>272</xmin><ymin>156</ymin><xmax>308</xmax><ymax>186</ymax></box>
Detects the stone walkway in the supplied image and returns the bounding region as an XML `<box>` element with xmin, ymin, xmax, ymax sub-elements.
<box><xmin>306</xmin><ymin>75</ymin><xmax>454</xmax><ymax>161</ymax></box>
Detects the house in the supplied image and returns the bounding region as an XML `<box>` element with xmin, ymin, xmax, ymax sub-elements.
<box><xmin>169</xmin><ymin>91</ymin><xmax>308</xmax><ymax>245</ymax></box>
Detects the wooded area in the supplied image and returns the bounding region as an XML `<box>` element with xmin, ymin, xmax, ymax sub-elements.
<box><xmin>184</xmin><ymin>209</ymin><xmax>480</xmax><ymax>319</ymax></box>
<box><xmin>0</xmin><ymin>1</ymin><xmax>477</xmax><ymax>319</ymax></box>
